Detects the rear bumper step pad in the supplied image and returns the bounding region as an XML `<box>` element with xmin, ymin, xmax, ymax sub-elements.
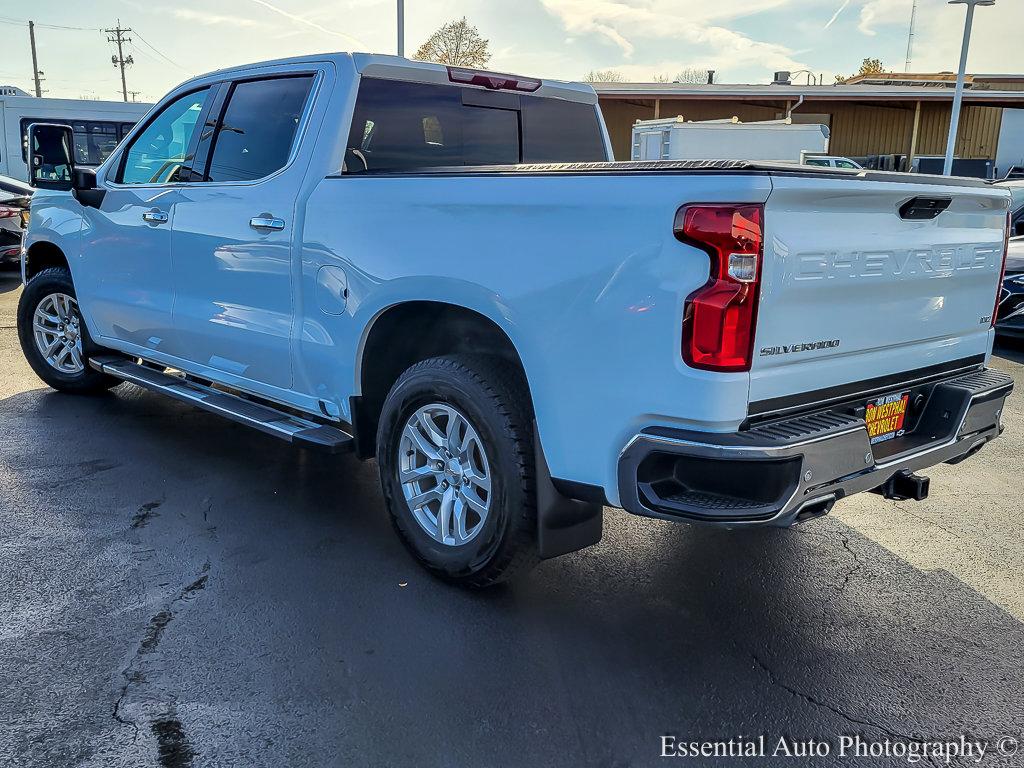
<box><xmin>618</xmin><ymin>367</ymin><xmax>1013</xmax><ymax>526</ymax></box>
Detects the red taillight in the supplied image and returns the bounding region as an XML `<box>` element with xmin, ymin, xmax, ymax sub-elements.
<box><xmin>675</xmin><ymin>204</ymin><xmax>764</xmax><ymax>372</ymax></box>
<box><xmin>446</xmin><ymin>66</ymin><xmax>542</xmax><ymax>92</ymax></box>
<box><xmin>993</xmin><ymin>211</ymin><xmax>1010</xmax><ymax>328</ymax></box>
<box><xmin>0</xmin><ymin>206</ymin><xmax>19</xmax><ymax>219</ymax></box>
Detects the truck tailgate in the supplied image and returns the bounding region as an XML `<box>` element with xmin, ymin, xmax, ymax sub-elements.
<box><xmin>750</xmin><ymin>174</ymin><xmax>1008</xmax><ymax>413</ymax></box>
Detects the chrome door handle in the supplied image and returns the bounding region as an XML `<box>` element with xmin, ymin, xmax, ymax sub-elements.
<box><xmin>249</xmin><ymin>216</ymin><xmax>285</xmax><ymax>231</ymax></box>
<box><xmin>142</xmin><ymin>209</ymin><xmax>168</xmax><ymax>224</ymax></box>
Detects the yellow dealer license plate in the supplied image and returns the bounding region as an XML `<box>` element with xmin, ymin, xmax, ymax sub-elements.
<box><xmin>865</xmin><ymin>391</ymin><xmax>910</xmax><ymax>445</ymax></box>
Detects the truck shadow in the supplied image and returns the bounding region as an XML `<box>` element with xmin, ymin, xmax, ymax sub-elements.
<box><xmin>994</xmin><ymin>338</ymin><xmax>1024</xmax><ymax>365</ymax></box>
<box><xmin>2</xmin><ymin>383</ymin><xmax>1022</xmax><ymax>767</ymax></box>
<box><xmin>0</xmin><ymin>271</ymin><xmax>21</xmax><ymax>294</ymax></box>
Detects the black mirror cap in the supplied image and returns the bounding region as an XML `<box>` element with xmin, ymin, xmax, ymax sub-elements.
<box><xmin>1014</xmin><ymin>220</ymin><xmax>1024</xmax><ymax>237</ymax></box>
<box><xmin>73</xmin><ymin>167</ymin><xmax>97</xmax><ymax>191</ymax></box>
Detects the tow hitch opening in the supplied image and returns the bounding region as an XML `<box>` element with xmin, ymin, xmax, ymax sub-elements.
<box><xmin>872</xmin><ymin>470</ymin><xmax>930</xmax><ymax>502</ymax></box>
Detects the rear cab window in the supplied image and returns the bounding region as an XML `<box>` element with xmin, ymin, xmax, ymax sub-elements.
<box><xmin>206</xmin><ymin>75</ymin><xmax>315</xmax><ymax>183</ymax></box>
<box><xmin>345</xmin><ymin>77</ymin><xmax>605</xmax><ymax>173</ymax></box>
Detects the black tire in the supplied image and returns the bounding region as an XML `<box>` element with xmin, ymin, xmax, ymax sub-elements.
<box><xmin>17</xmin><ymin>267</ymin><xmax>119</xmax><ymax>394</ymax></box>
<box><xmin>377</xmin><ymin>355</ymin><xmax>538</xmax><ymax>588</ymax></box>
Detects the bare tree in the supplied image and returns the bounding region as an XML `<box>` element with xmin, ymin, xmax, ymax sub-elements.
<box><xmin>414</xmin><ymin>17</ymin><xmax>490</xmax><ymax>68</ymax></box>
<box><xmin>650</xmin><ymin>68</ymin><xmax>712</xmax><ymax>84</ymax></box>
<box><xmin>673</xmin><ymin>67</ymin><xmax>710</xmax><ymax>84</ymax></box>
<box><xmin>583</xmin><ymin>69</ymin><xmax>625</xmax><ymax>83</ymax></box>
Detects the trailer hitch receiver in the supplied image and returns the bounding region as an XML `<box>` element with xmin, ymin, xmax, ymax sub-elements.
<box><xmin>873</xmin><ymin>470</ymin><xmax>930</xmax><ymax>502</ymax></box>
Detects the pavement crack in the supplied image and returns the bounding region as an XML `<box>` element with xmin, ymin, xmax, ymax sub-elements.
<box><xmin>835</xmin><ymin>535</ymin><xmax>864</xmax><ymax>594</ymax></box>
<box><xmin>111</xmin><ymin>562</ymin><xmax>211</xmax><ymax>741</ymax></box>
<box><xmin>891</xmin><ymin>500</ymin><xmax>966</xmax><ymax>541</ymax></box>
<box><xmin>752</xmin><ymin>654</ymin><xmax>941</xmax><ymax>768</ymax></box>
<box><xmin>112</xmin><ymin>681</ymin><xmax>140</xmax><ymax>741</ymax></box>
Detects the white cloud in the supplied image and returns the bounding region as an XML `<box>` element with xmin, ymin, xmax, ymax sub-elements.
<box><xmin>538</xmin><ymin>0</ymin><xmax>809</xmax><ymax>77</ymax></box>
<box><xmin>857</xmin><ymin>0</ymin><xmax>912</xmax><ymax>36</ymax></box>
<box><xmin>170</xmin><ymin>8</ymin><xmax>272</xmax><ymax>29</ymax></box>
<box><xmin>855</xmin><ymin>0</ymin><xmax>1023</xmax><ymax>73</ymax></box>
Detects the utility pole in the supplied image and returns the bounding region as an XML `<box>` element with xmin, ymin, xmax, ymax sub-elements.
<box><xmin>29</xmin><ymin>21</ymin><xmax>43</xmax><ymax>97</ymax></box>
<box><xmin>943</xmin><ymin>0</ymin><xmax>996</xmax><ymax>176</ymax></box>
<box><xmin>104</xmin><ymin>20</ymin><xmax>134</xmax><ymax>102</ymax></box>
<box><xmin>397</xmin><ymin>0</ymin><xmax>405</xmax><ymax>57</ymax></box>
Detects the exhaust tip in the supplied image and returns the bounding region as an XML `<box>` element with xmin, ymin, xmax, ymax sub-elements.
<box><xmin>794</xmin><ymin>495</ymin><xmax>836</xmax><ymax>524</ymax></box>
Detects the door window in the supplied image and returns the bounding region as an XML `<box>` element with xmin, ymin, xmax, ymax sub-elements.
<box><xmin>205</xmin><ymin>76</ymin><xmax>314</xmax><ymax>183</ymax></box>
<box><xmin>805</xmin><ymin>158</ymin><xmax>830</xmax><ymax>167</ymax></box>
<box><xmin>118</xmin><ymin>88</ymin><xmax>210</xmax><ymax>184</ymax></box>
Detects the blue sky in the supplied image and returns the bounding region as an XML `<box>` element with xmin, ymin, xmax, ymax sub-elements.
<box><xmin>0</xmin><ymin>0</ymin><xmax>1021</xmax><ymax>101</ymax></box>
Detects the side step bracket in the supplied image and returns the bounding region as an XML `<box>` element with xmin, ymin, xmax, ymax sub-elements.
<box><xmin>90</xmin><ymin>356</ymin><xmax>354</xmax><ymax>454</ymax></box>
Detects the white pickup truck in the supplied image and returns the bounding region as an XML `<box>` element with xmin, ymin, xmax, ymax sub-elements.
<box><xmin>18</xmin><ymin>54</ymin><xmax>1014</xmax><ymax>587</ymax></box>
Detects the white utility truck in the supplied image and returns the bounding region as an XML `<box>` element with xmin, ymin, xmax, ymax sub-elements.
<box><xmin>0</xmin><ymin>93</ymin><xmax>151</xmax><ymax>181</ymax></box>
<box><xmin>632</xmin><ymin>117</ymin><xmax>829</xmax><ymax>163</ymax></box>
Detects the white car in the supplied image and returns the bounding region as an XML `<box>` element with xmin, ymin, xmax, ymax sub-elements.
<box><xmin>802</xmin><ymin>155</ymin><xmax>863</xmax><ymax>170</ymax></box>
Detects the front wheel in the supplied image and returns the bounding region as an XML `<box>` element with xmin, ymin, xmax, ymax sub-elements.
<box><xmin>17</xmin><ymin>267</ymin><xmax>119</xmax><ymax>394</ymax></box>
<box><xmin>377</xmin><ymin>355</ymin><xmax>538</xmax><ymax>588</ymax></box>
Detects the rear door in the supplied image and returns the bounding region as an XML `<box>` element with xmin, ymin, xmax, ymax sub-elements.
<box><xmin>750</xmin><ymin>174</ymin><xmax>1008</xmax><ymax>410</ymax></box>
<box><xmin>166</xmin><ymin>72</ymin><xmax>317</xmax><ymax>391</ymax></box>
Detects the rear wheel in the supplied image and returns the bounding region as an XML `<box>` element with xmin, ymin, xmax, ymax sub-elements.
<box><xmin>17</xmin><ymin>267</ymin><xmax>119</xmax><ymax>394</ymax></box>
<box><xmin>377</xmin><ymin>355</ymin><xmax>538</xmax><ymax>588</ymax></box>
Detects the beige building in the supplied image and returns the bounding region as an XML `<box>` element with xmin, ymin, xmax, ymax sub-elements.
<box><xmin>593</xmin><ymin>74</ymin><xmax>1024</xmax><ymax>165</ymax></box>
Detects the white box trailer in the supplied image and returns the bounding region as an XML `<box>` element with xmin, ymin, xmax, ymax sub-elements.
<box><xmin>0</xmin><ymin>94</ymin><xmax>151</xmax><ymax>181</ymax></box>
<box><xmin>631</xmin><ymin>117</ymin><xmax>830</xmax><ymax>163</ymax></box>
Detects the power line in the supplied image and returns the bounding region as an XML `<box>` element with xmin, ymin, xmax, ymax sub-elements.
<box><xmin>0</xmin><ymin>16</ymin><xmax>97</xmax><ymax>31</ymax></box>
<box><xmin>132</xmin><ymin>29</ymin><xmax>187</xmax><ymax>71</ymax></box>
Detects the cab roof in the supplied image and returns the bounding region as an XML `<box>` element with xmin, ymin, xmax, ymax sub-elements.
<box><xmin>197</xmin><ymin>52</ymin><xmax>598</xmax><ymax>105</ymax></box>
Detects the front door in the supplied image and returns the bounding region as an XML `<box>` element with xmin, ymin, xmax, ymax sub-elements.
<box><xmin>78</xmin><ymin>87</ymin><xmax>212</xmax><ymax>352</ymax></box>
<box><xmin>166</xmin><ymin>74</ymin><xmax>316</xmax><ymax>392</ymax></box>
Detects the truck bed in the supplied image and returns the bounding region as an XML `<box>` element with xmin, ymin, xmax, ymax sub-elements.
<box><xmin>338</xmin><ymin>159</ymin><xmax>995</xmax><ymax>188</ymax></box>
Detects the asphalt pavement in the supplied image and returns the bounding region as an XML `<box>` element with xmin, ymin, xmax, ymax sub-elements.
<box><xmin>1</xmin><ymin>270</ymin><xmax>1022</xmax><ymax>767</ymax></box>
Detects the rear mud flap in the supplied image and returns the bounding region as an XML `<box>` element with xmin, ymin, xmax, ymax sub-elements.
<box><xmin>534</xmin><ymin>424</ymin><xmax>603</xmax><ymax>559</ymax></box>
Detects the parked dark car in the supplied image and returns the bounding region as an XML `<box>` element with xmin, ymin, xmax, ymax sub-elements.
<box><xmin>997</xmin><ymin>236</ymin><xmax>1024</xmax><ymax>339</ymax></box>
<box><xmin>0</xmin><ymin>174</ymin><xmax>31</xmax><ymax>269</ymax></box>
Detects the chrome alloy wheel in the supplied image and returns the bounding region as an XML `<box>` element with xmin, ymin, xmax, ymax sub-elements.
<box><xmin>33</xmin><ymin>293</ymin><xmax>84</xmax><ymax>375</ymax></box>
<box><xmin>398</xmin><ymin>403</ymin><xmax>492</xmax><ymax>546</ymax></box>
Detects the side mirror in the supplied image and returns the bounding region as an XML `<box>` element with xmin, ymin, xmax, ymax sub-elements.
<box><xmin>28</xmin><ymin>123</ymin><xmax>75</xmax><ymax>191</ymax></box>
<box><xmin>1015</xmin><ymin>219</ymin><xmax>1024</xmax><ymax>237</ymax></box>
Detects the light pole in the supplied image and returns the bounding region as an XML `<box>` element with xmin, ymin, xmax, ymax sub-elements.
<box><xmin>397</xmin><ymin>0</ymin><xmax>405</xmax><ymax>57</ymax></box>
<box><xmin>943</xmin><ymin>0</ymin><xmax>996</xmax><ymax>175</ymax></box>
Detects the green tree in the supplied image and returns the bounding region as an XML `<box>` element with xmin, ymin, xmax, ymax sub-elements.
<box><xmin>836</xmin><ymin>57</ymin><xmax>887</xmax><ymax>84</ymax></box>
<box><xmin>414</xmin><ymin>17</ymin><xmax>490</xmax><ymax>68</ymax></box>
